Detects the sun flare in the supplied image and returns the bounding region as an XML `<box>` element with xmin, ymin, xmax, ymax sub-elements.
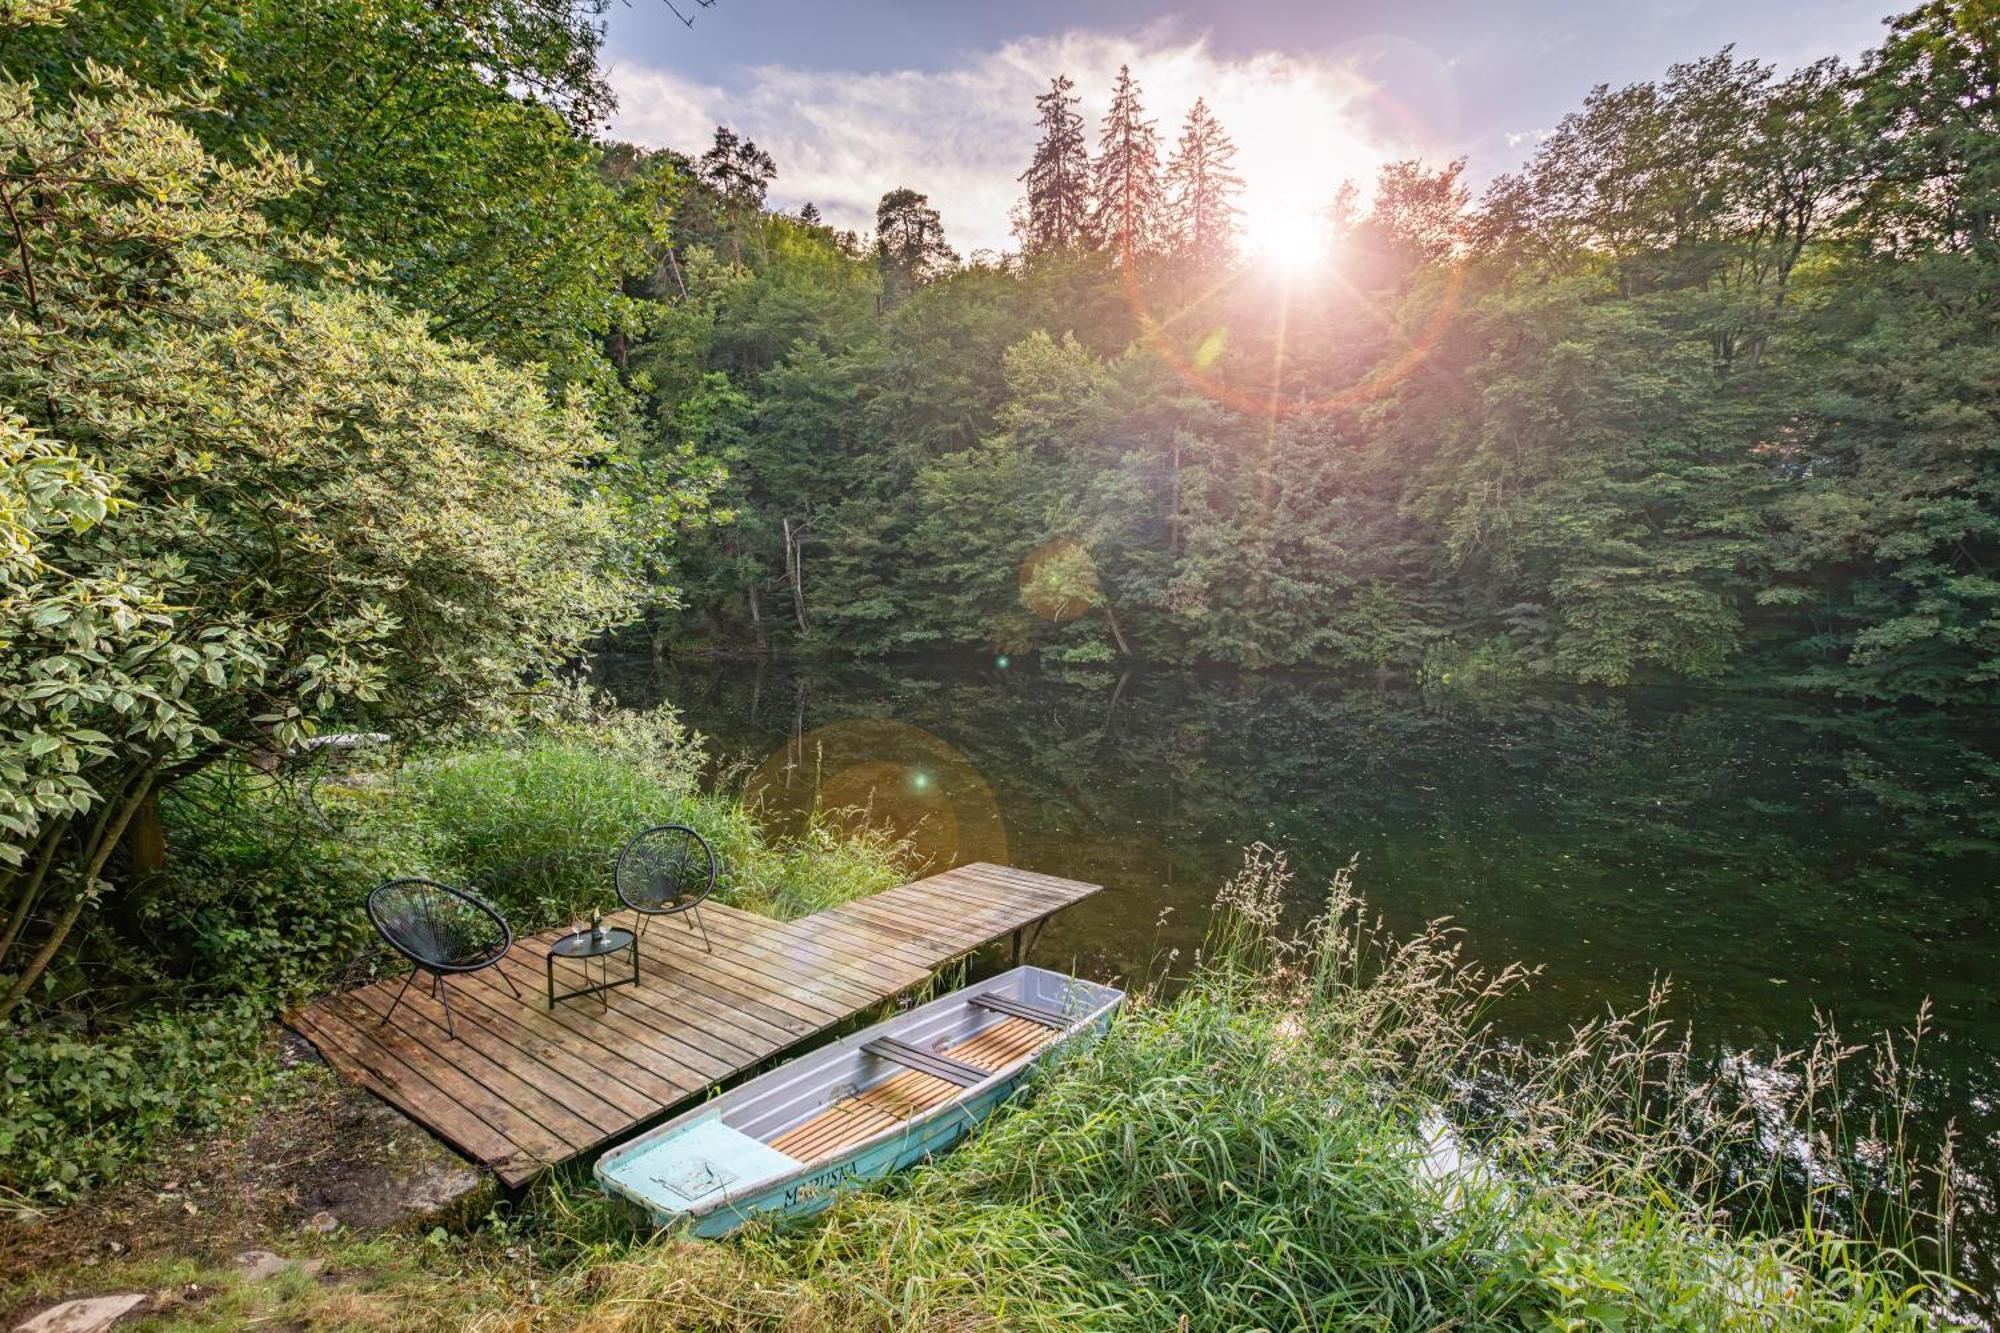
<box><xmin>1245</xmin><ymin>205</ymin><xmax>1331</xmax><ymax>274</ymax></box>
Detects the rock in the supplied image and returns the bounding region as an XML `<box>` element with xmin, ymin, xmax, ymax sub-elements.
<box><xmin>296</xmin><ymin>1091</ymin><xmax>490</xmax><ymax>1232</ymax></box>
<box><xmin>299</xmin><ymin>1211</ymin><xmax>340</xmax><ymax>1236</ymax></box>
<box><xmin>13</xmin><ymin>1293</ymin><xmax>146</xmax><ymax>1333</ymax></box>
<box><xmin>233</xmin><ymin>1250</ymin><xmax>325</xmax><ymax>1282</ymax></box>
<box><xmin>276</xmin><ymin>1030</ymin><xmax>323</xmax><ymax>1069</ymax></box>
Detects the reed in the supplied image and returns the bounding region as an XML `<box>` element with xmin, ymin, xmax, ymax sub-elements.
<box><xmin>409</xmin><ymin>703</ymin><xmax>910</xmax><ymax>927</ymax></box>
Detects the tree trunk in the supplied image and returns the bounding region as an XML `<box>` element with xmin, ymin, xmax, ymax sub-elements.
<box><xmin>123</xmin><ymin>791</ymin><xmax>166</xmax><ymax>876</ymax></box>
<box><xmin>784</xmin><ymin>518</ymin><xmax>809</xmax><ymax>632</ymax></box>
<box><xmin>746</xmin><ymin>579</ymin><xmax>769</xmax><ymax>653</ymax></box>
<box><xmin>0</xmin><ymin>770</ymin><xmax>155</xmax><ymax>1023</ymax></box>
<box><xmin>1102</xmin><ymin>602</ymin><xmax>1132</xmax><ymax>658</ymax></box>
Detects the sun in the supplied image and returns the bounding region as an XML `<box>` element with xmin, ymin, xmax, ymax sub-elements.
<box><xmin>1245</xmin><ymin>205</ymin><xmax>1330</xmax><ymax>274</ymax></box>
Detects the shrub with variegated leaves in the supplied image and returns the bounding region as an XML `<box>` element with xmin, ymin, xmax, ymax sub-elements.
<box><xmin>0</xmin><ymin>7</ymin><xmax>669</xmax><ymax>1018</ymax></box>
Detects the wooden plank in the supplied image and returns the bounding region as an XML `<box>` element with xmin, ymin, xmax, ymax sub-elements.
<box><xmin>616</xmin><ymin>928</ymin><xmax>819</xmax><ymax>1045</ymax></box>
<box><xmin>290</xmin><ymin>1005</ymin><xmax>527</xmax><ymax>1171</ymax></box>
<box><xmin>682</xmin><ymin>905</ymin><xmax>891</xmax><ymax>1009</ymax></box>
<box><xmin>292</xmin><ymin>1009</ymin><xmax>535</xmax><ymax>1180</ymax></box>
<box><xmin>328</xmin><ymin>991</ymin><xmax>605</xmax><ymax>1150</ymax></box>
<box><xmin>886</xmin><ymin>873</ymin><xmax>1072</xmax><ymax>924</ymax></box>
<box><xmin>342</xmin><ymin>981</ymin><xmax>628</xmax><ymax>1140</ymax></box>
<box><xmin>757</xmin><ymin>914</ymin><xmax>932</xmax><ymax>991</ymax></box>
<box><xmin>770</xmin><ymin>1068</ymin><xmax>959</xmax><ymax>1160</ymax></box>
<box><xmin>798</xmin><ymin>913</ymin><xmax>941</xmax><ymax>972</ymax></box>
<box><xmin>703</xmin><ymin>905</ymin><xmax>917</xmax><ymax>1001</ymax></box>
<box><xmin>828</xmin><ymin>896</ymin><xmax>969</xmax><ymax>950</ymax></box>
<box><xmin>538</xmin><ymin>936</ymin><xmax>777</xmax><ymax>1067</ymax></box>
<box><xmin>637</xmin><ymin>922</ymin><xmax>855</xmax><ymax>1026</ymax></box>
<box><xmin>955</xmin><ymin>862</ymin><xmax>1102</xmax><ymax>901</ymax></box>
<box><xmin>868</xmin><ymin>873</ymin><xmax>1064</xmax><ymax>923</ymax></box>
<box><xmin>306</xmin><ymin>997</ymin><xmax>571</xmax><ymax>1176</ymax></box>
<box><xmin>769</xmin><ymin>931</ymin><xmax>928</xmax><ymax>992</ymax></box>
<box><xmin>814</xmin><ymin>902</ymin><xmax>960</xmax><ymax>954</ymax></box>
<box><xmin>487</xmin><ymin>947</ymin><xmax>748</xmax><ymax>1084</ymax></box>
<box><xmin>950</xmin><ymin>1018</ymin><xmax>1053</xmax><ymax>1070</ymax></box>
<box><xmin>406</xmin><ymin>972</ymin><xmax>670</xmax><ymax>1120</ymax></box>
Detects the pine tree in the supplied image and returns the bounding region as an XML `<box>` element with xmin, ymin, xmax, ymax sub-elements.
<box><xmin>799</xmin><ymin>201</ymin><xmax>822</xmax><ymax>225</ymax></box>
<box><xmin>699</xmin><ymin>126</ymin><xmax>776</xmax><ymax>208</ymax></box>
<box><xmin>1016</xmin><ymin>74</ymin><xmax>1093</xmax><ymax>255</ymax></box>
<box><xmin>1165</xmin><ymin>98</ymin><xmax>1245</xmax><ymax>271</ymax></box>
<box><xmin>876</xmin><ymin>187</ymin><xmax>958</xmax><ymax>297</ymax></box>
<box><xmin>1091</xmin><ymin>64</ymin><xmax>1163</xmax><ymax>266</ymax></box>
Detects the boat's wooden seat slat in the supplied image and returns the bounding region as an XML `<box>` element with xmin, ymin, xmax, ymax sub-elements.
<box><xmin>764</xmin><ymin>1014</ymin><xmax>1065</xmax><ymax>1164</ymax></box>
<box><xmin>969</xmin><ymin>993</ymin><xmax>1073</xmax><ymax>1028</ymax></box>
<box><xmin>769</xmin><ymin>1067</ymin><xmax>962</xmax><ymax>1159</ymax></box>
<box><xmin>949</xmin><ymin>1016</ymin><xmax>1056</xmax><ymax>1070</ymax></box>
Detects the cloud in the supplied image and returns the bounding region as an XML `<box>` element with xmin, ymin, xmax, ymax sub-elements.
<box><xmin>606</xmin><ymin>27</ymin><xmax>1459</xmax><ymax>255</ymax></box>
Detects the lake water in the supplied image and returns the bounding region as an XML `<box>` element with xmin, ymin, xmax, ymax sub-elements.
<box><xmin>615</xmin><ymin>655</ymin><xmax>2000</xmax><ymax>1301</ymax></box>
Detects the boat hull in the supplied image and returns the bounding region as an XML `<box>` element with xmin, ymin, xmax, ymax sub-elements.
<box><xmin>679</xmin><ymin>1066</ymin><xmax>1033</xmax><ymax>1236</ymax></box>
<box><xmin>594</xmin><ymin>965</ymin><xmax>1122</xmax><ymax>1237</ymax></box>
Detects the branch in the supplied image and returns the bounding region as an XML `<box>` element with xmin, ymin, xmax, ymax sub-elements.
<box><xmin>662</xmin><ymin>0</ymin><xmax>718</xmax><ymax>28</ymax></box>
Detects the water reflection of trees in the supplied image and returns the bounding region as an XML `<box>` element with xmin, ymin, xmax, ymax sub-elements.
<box><xmin>611</xmin><ymin>661</ymin><xmax>2000</xmax><ymax>1027</ymax></box>
<box><xmin>611</xmin><ymin>655</ymin><xmax>2000</xmax><ymax>1306</ymax></box>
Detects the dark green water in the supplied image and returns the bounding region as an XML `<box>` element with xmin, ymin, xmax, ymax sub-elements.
<box><xmin>615</xmin><ymin>656</ymin><xmax>2000</xmax><ymax>1300</ymax></box>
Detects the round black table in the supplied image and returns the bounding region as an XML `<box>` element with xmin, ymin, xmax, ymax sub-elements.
<box><xmin>545</xmin><ymin>925</ymin><xmax>639</xmax><ymax>1010</ymax></box>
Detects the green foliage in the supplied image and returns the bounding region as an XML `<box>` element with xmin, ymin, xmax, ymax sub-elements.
<box><xmin>138</xmin><ymin>766</ymin><xmax>433</xmax><ymax>999</ymax></box>
<box><xmin>0</xmin><ymin>996</ymin><xmax>266</xmax><ymax>1200</ymax></box>
<box><xmin>0</xmin><ymin>34</ymin><xmax>693</xmax><ymax>1018</ymax></box>
<box><xmin>3</xmin><ymin>0</ymin><xmax>658</xmax><ymax>386</ymax></box>
<box><xmin>408</xmin><ymin>704</ymin><xmax>908</xmax><ymax>927</ymax></box>
<box><xmin>629</xmin><ymin>13</ymin><xmax>1999</xmax><ymax>707</ymax></box>
<box><xmin>407</xmin><ymin>707</ymin><xmax>707</xmax><ymax>929</ymax></box>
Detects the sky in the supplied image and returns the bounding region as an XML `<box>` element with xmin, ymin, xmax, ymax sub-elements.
<box><xmin>600</xmin><ymin>0</ymin><xmax>1895</xmax><ymax>256</ymax></box>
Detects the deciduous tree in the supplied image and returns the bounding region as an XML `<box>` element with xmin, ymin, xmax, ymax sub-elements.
<box><xmin>0</xmin><ymin>52</ymin><xmax>701</xmax><ymax>1017</ymax></box>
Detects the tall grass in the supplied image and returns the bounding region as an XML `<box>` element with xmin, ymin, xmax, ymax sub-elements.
<box><xmin>408</xmin><ymin>702</ymin><xmax>909</xmax><ymax>927</ymax></box>
<box><xmin>537</xmin><ymin>846</ymin><xmax>1956</xmax><ymax>1331</ymax></box>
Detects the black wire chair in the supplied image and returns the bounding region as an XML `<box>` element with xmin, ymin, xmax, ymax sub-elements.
<box><xmin>614</xmin><ymin>824</ymin><xmax>715</xmax><ymax>952</ymax></box>
<box><xmin>367</xmin><ymin>878</ymin><xmax>522</xmax><ymax>1039</ymax></box>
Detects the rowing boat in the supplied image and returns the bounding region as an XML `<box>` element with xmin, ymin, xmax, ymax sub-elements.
<box><xmin>594</xmin><ymin>964</ymin><xmax>1123</xmax><ymax>1236</ymax></box>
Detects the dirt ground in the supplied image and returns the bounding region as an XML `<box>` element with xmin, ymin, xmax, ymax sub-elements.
<box><xmin>0</xmin><ymin>1033</ymin><xmax>490</xmax><ymax>1324</ymax></box>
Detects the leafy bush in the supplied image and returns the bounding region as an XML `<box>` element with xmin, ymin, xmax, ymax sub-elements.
<box><xmin>0</xmin><ymin>998</ymin><xmax>266</xmax><ymax>1201</ymax></box>
<box><xmin>131</xmin><ymin>766</ymin><xmax>431</xmax><ymax>1001</ymax></box>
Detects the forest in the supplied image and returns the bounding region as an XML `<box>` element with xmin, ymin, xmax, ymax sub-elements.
<box><xmin>0</xmin><ymin>0</ymin><xmax>1994</xmax><ymax>1326</ymax></box>
<box><xmin>631</xmin><ymin>10</ymin><xmax>2000</xmax><ymax>704</ymax></box>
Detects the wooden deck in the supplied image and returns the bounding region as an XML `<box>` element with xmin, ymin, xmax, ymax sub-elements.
<box><xmin>287</xmin><ymin>862</ymin><xmax>1100</xmax><ymax>1185</ymax></box>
